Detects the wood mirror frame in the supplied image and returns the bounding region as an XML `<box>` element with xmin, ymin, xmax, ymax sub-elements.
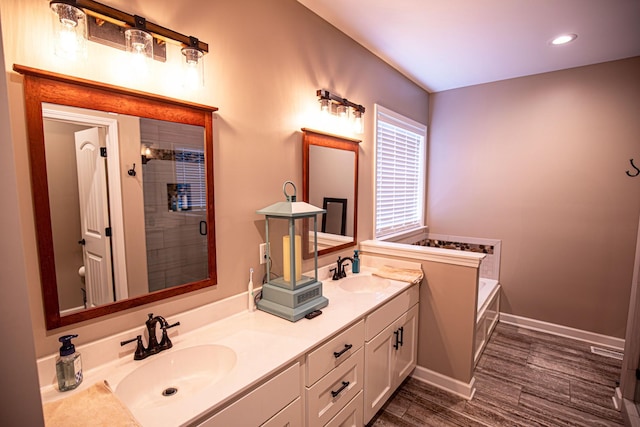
<box><xmin>14</xmin><ymin>65</ymin><xmax>218</xmax><ymax>330</ymax></box>
<box><xmin>302</xmin><ymin>128</ymin><xmax>359</xmax><ymax>258</ymax></box>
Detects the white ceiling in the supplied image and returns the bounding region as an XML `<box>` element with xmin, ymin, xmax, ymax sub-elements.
<box><xmin>297</xmin><ymin>0</ymin><xmax>640</xmax><ymax>93</ymax></box>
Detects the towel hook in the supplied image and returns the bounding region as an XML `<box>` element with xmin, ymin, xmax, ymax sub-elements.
<box><xmin>626</xmin><ymin>158</ymin><xmax>640</xmax><ymax>177</ymax></box>
<box><xmin>128</xmin><ymin>163</ymin><xmax>137</xmax><ymax>177</ymax></box>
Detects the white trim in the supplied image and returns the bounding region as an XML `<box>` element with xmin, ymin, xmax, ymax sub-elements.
<box><xmin>43</xmin><ymin>107</ymin><xmax>128</xmax><ymax>300</ymax></box>
<box><xmin>59</xmin><ymin>305</ymin><xmax>86</xmax><ymax>316</ymax></box>
<box><xmin>613</xmin><ymin>386</ymin><xmax>623</xmax><ymax>411</ymax></box>
<box><xmin>499</xmin><ymin>313</ymin><xmax>625</xmax><ymax>351</ymax></box>
<box><xmin>380</xmin><ymin>226</ymin><xmax>429</xmax><ymax>245</ymax></box>
<box><xmin>622</xmin><ymin>397</ymin><xmax>640</xmax><ymax>426</ymax></box>
<box><xmin>360</xmin><ymin>239</ymin><xmax>485</xmax><ymax>268</ymax></box>
<box><xmin>373</xmin><ymin>104</ymin><xmax>428</xmax><ymax>239</ymax></box>
<box><xmin>411</xmin><ymin>366</ymin><xmax>476</xmax><ymax>400</ymax></box>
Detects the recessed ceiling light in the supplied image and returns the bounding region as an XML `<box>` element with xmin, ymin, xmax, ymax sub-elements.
<box><xmin>551</xmin><ymin>34</ymin><xmax>577</xmax><ymax>45</ymax></box>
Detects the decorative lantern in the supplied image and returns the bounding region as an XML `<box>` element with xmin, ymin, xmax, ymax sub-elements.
<box><xmin>256</xmin><ymin>181</ymin><xmax>328</xmax><ymax>321</ymax></box>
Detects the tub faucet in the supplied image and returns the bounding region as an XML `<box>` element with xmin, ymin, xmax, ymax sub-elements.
<box><xmin>120</xmin><ymin>313</ymin><xmax>180</xmax><ymax>360</ymax></box>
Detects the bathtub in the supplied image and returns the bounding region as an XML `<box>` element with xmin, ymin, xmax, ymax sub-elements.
<box><xmin>478</xmin><ymin>278</ymin><xmax>499</xmax><ymax>313</ymax></box>
<box><xmin>475</xmin><ymin>278</ymin><xmax>500</xmax><ymax>365</ymax></box>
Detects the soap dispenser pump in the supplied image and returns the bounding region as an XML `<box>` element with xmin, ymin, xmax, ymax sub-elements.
<box><xmin>56</xmin><ymin>334</ymin><xmax>83</xmax><ymax>392</ymax></box>
<box><xmin>352</xmin><ymin>250</ymin><xmax>360</xmax><ymax>274</ymax></box>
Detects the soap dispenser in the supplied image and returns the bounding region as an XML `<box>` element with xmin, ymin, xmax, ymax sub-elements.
<box><xmin>56</xmin><ymin>334</ymin><xmax>83</xmax><ymax>392</ymax></box>
<box><xmin>352</xmin><ymin>250</ymin><xmax>360</xmax><ymax>274</ymax></box>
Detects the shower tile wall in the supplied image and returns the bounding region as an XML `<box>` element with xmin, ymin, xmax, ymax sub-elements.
<box><xmin>140</xmin><ymin>118</ymin><xmax>208</xmax><ymax>292</ymax></box>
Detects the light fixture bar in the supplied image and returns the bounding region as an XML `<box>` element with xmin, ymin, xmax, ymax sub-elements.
<box><xmin>317</xmin><ymin>89</ymin><xmax>365</xmax><ymax>114</ymax></box>
<box><xmin>65</xmin><ymin>0</ymin><xmax>208</xmax><ymax>53</ymax></box>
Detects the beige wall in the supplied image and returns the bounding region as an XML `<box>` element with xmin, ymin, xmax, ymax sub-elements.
<box><xmin>1</xmin><ymin>0</ymin><xmax>429</xmax><ymax>357</ymax></box>
<box><xmin>0</xmin><ymin>11</ymin><xmax>45</xmax><ymax>424</ymax></box>
<box><xmin>427</xmin><ymin>57</ymin><xmax>640</xmax><ymax>338</ymax></box>
<box><xmin>418</xmin><ymin>261</ymin><xmax>478</xmax><ymax>383</ymax></box>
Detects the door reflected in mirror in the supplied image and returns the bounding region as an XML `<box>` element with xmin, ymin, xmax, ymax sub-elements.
<box><xmin>43</xmin><ymin>105</ymin><xmax>209</xmax><ymax>317</ymax></box>
<box><xmin>302</xmin><ymin>129</ymin><xmax>359</xmax><ymax>258</ymax></box>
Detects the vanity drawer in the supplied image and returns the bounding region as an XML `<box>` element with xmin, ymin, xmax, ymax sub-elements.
<box><xmin>306</xmin><ymin>320</ymin><xmax>364</xmax><ymax>386</ymax></box>
<box><xmin>261</xmin><ymin>396</ymin><xmax>302</xmax><ymax>427</ymax></box>
<box><xmin>365</xmin><ymin>285</ymin><xmax>419</xmax><ymax>341</ymax></box>
<box><xmin>198</xmin><ymin>363</ymin><xmax>300</xmax><ymax>427</ymax></box>
<box><xmin>306</xmin><ymin>348</ymin><xmax>364</xmax><ymax>427</ymax></box>
<box><xmin>325</xmin><ymin>390</ymin><xmax>363</xmax><ymax>427</ymax></box>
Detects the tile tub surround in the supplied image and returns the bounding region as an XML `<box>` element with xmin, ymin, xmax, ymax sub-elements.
<box><xmin>37</xmin><ymin>264</ymin><xmax>419</xmax><ymax>427</ymax></box>
<box><xmin>413</xmin><ymin>233</ymin><xmax>501</xmax><ymax>281</ymax></box>
<box><xmin>371</xmin><ymin>323</ymin><xmax>624</xmax><ymax>426</ymax></box>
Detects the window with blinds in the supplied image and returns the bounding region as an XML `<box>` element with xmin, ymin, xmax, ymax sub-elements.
<box><xmin>175</xmin><ymin>148</ymin><xmax>206</xmax><ymax>211</ymax></box>
<box><xmin>374</xmin><ymin>104</ymin><xmax>427</xmax><ymax>238</ymax></box>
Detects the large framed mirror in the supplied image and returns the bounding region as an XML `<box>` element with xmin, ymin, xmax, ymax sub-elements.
<box><xmin>302</xmin><ymin>128</ymin><xmax>359</xmax><ymax>258</ymax></box>
<box><xmin>14</xmin><ymin>65</ymin><xmax>218</xmax><ymax>330</ymax></box>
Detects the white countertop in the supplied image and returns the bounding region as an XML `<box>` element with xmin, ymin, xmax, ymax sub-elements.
<box><xmin>39</xmin><ymin>267</ymin><xmax>418</xmax><ymax>427</ymax></box>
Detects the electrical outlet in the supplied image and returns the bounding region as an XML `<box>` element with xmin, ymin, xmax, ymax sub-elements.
<box><xmin>259</xmin><ymin>243</ymin><xmax>268</xmax><ymax>265</ymax></box>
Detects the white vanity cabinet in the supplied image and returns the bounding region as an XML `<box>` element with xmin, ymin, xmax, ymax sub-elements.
<box><xmin>196</xmin><ymin>362</ymin><xmax>302</xmax><ymax>427</ymax></box>
<box><xmin>363</xmin><ymin>285</ymin><xmax>420</xmax><ymax>423</ymax></box>
<box><xmin>305</xmin><ymin>320</ymin><xmax>365</xmax><ymax>427</ymax></box>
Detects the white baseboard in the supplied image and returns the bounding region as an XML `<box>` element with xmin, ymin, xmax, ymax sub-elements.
<box><xmin>499</xmin><ymin>313</ymin><xmax>624</xmax><ymax>351</ymax></box>
<box><xmin>613</xmin><ymin>387</ymin><xmax>623</xmax><ymax>411</ymax></box>
<box><xmin>411</xmin><ymin>365</ymin><xmax>476</xmax><ymax>400</ymax></box>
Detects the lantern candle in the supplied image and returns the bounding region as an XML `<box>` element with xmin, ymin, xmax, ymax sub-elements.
<box><xmin>283</xmin><ymin>235</ymin><xmax>302</xmax><ymax>282</ymax></box>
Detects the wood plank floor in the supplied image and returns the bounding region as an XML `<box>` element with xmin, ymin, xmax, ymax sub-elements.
<box><xmin>369</xmin><ymin>323</ymin><xmax>624</xmax><ymax>426</ymax></box>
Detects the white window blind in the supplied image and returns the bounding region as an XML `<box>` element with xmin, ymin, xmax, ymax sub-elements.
<box><xmin>374</xmin><ymin>105</ymin><xmax>427</xmax><ymax>238</ymax></box>
<box><xmin>175</xmin><ymin>148</ymin><xmax>206</xmax><ymax>211</ymax></box>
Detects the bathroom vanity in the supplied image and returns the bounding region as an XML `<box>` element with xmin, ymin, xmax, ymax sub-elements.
<box><xmin>38</xmin><ymin>267</ymin><xmax>420</xmax><ymax>427</ymax></box>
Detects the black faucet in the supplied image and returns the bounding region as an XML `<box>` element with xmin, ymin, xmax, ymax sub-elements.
<box><xmin>331</xmin><ymin>256</ymin><xmax>354</xmax><ymax>280</ymax></box>
<box><xmin>121</xmin><ymin>313</ymin><xmax>180</xmax><ymax>360</ymax></box>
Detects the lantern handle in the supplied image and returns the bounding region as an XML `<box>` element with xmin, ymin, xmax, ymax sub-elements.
<box><xmin>283</xmin><ymin>181</ymin><xmax>297</xmax><ymax>202</ymax></box>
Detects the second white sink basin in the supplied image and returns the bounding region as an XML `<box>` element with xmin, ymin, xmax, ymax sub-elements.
<box><xmin>115</xmin><ymin>344</ymin><xmax>237</xmax><ymax>410</ymax></box>
<box><xmin>339</xmin><ymin>275</ymin><xmax>391</xmax><ymax>293</ymax></box>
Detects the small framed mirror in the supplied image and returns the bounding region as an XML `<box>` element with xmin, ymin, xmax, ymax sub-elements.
<box><xmin>302</xmin><ymin>128</ymin><xmax>359</xmax><ymax>259</ymax></box>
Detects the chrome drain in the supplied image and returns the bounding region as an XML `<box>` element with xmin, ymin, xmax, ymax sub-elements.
<box><xmin>162</xmin><ymin>387</ymin><xmax>178</xmax><ymax>397</ymax></box>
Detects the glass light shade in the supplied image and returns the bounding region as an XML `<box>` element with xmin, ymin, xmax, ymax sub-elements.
<box><xmin>125</xmin><ymin>29</ymin><xmax>153</xmax><ymax>61</ymax></box>
<box><xmin>352</xmin><ymin>109</ymin><xmax>364</xmax><ymax>133</ymax></box>
<box><xmin>320</xmin><ymin>98</ymin><xmax>331</xmax><ymax>115</ymax></box>
<box><xmin>182</xmin><ymin>47</ymin><xmax>205</xmax><ymax>89</ymax></box>
<box><xmin>50</xmin><ymin>2</ymin><xmax>87</xmax><ymax>60</ymax></box>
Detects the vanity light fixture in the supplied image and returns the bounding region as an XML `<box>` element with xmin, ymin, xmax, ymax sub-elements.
<box><xmin>125</xmin><ymin>15</ymin><xmax>153</xmax><ymax>63</ymax></box>
<box><xmin>50</xmin><ymin>0</ymin><xmax>88</xmax><ymax>60</ymax></box>
<box><xmin>182</xmin><ymin>36</ymin><xmax>205</xmax><ymax>89</ymax></box>
<box><xmin>317</xmin><ymin>89</ymin><xmax>365</xmax><ymax>134</ymax></box>
<box><xmin>551</xmin><ymin>33</ymin><xmax>577</xmax><ymax>45</ymax></box>
<box><xmin>48</xmin><ymin>0</ymin><xmax>209</xmax><ymax>85</ymax></box>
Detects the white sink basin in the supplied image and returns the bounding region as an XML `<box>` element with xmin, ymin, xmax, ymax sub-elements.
<box><xmin>115</xmin><ymin>344</ymin><xmax>237</xmax><ymax>410</ymax></box>
<box><xmin>339</xmin><ymin>275</ymin><xmax>391</xmax><ymax>293</ymax></box>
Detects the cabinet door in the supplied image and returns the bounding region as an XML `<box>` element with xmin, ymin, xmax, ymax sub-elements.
<box><xmin>364</xmin><ymin>322</ymin><xmax>395</xmax><ymax>423</ymax></box>
<box><xmin>393</xmin><ymin>304</ymin><xmax>419</xmax><ymax>385</ymax></box>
